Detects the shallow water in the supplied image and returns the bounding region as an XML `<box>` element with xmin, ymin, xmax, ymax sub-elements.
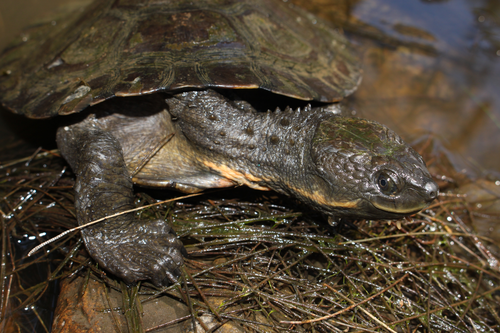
<box><xmin>357</xmin><ymin>0</ymin><xmax>500</xmax><ymax>178</ymax></box>
<box><xmin>292</xmin><ymin>0</ymin><xmax>500</xmax><ymax>178</ymax></box>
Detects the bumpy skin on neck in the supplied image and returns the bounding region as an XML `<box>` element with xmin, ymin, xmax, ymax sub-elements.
<box><xmin>168</xmin><ymin>90</ymin><xmax>327</xmax><ymax>192</ymax></box>
<box><xmin>168</xmin><ymin>90</ymin><xmax>437</xmax><ymax>219</ymax></box>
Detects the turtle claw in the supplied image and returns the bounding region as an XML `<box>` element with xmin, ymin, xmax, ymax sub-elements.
<box><xmin>83</xmin><ymin>219</ymin><xmax>186</xmax><ymax>286</ymax></box>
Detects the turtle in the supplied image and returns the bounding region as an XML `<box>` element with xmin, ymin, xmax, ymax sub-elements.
<box><xmin>0</xmin><ymin>0</ymin><xmax>438</xmax><ymax>286</ymax></box>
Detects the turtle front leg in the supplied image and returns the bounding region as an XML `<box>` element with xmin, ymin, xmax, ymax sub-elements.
<box><xmin>57</xmin><ymin>120</ymin><xmax>185</xmax><ymax>286</ymax></box>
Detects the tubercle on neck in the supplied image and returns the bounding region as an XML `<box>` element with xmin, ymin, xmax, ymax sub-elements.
<box><xmin>170</xmin><ymin>90</ymin><xmax>333</xmax><ymax>194</ymax></box>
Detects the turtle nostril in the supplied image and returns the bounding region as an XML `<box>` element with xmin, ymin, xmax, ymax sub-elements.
<box><xmin>424</xmin><ymin>181</ymin><xmax>438</xmax><ymax>200</ymax></box>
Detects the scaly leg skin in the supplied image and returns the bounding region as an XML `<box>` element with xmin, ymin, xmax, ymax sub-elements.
<box><xmin>57</xmin><ymin>119</ymin><xmax>185</xmax><ymax>286</ymax></box>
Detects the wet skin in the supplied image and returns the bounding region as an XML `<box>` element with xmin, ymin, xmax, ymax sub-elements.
<box><xmin>57</xmin><ymin>89</ymin><xmax>438</xmax><ymax>285</ymax></box>
<box><xmin>0</xmin><ymin>0</ymin><xmax>438</xmax><ymax>287</ymax></box>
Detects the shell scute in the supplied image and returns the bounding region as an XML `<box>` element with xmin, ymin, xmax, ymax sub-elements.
<box><xmin>0</xmin><ymin>0</ymin><xmax>361</xmax><ymax>118</ymax></box>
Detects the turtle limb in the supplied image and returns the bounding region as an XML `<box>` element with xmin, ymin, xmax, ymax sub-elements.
<box><xmin>57</xmin><ymin>120</ymin><xmax>185</xmax><ymax>286</ymax></box>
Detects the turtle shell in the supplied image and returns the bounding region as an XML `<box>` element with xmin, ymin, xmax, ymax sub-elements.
<box><xmin>0</xmin><ymin>0</ymin><xmax>361</xmax><ymax>119</ymax></box>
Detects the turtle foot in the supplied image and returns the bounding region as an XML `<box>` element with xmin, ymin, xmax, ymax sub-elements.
<box><xmin>57</xmin><ymin>123</ymin><xmax>186</xmax><ymax>286</ymax></box>
<box><xmin>83</xmin><ymin>219</ymin><xmax>186</xmax><ymax>286</ymax></box>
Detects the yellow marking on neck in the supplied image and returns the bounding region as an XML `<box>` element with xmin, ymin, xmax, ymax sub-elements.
<box><xmin>203</xmin><ymin>161</ymin><xmax>360</xmax><ymax>209</ymax></box>
<box><xmin>291</xmin><ymin>185</ymin><xmax>361</xmax><ymax>209</ymax></box>
<box><xmin>202</xmin><ymin>161</ymin><xmax>271</xmax><ymax>191</ymax></box>
<box><xmin>203</xmin><ymin>161</ymin><xmax>361</xmax><ymax>209</ymax></box>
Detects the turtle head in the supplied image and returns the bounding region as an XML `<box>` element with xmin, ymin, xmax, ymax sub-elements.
<box><xmin>309</xmin><ymin>116</ymin><xmax>437</xmax><ymax>219</ymax></box>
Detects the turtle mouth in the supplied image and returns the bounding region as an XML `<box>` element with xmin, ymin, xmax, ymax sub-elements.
<box><xmin>371</xmin><ymin>199</ymin><xmax>428</xmax><ymax>215</ymax></box>
<box><xmin>370</xmin><ymin>184</ymin><xmax>436</xmax><ymax>216</ymax></box>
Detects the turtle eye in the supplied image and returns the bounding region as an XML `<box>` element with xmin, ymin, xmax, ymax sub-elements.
<box><xmin>376</xmin><ymin>172</ymin><xmax>398</xmax><ymax>196</ymax></box>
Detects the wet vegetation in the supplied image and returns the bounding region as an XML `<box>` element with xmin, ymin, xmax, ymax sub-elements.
<box><xmin>0</xmin><ymin>136</ymin><xmax>499</xmax><ymax>333</ymax></box>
